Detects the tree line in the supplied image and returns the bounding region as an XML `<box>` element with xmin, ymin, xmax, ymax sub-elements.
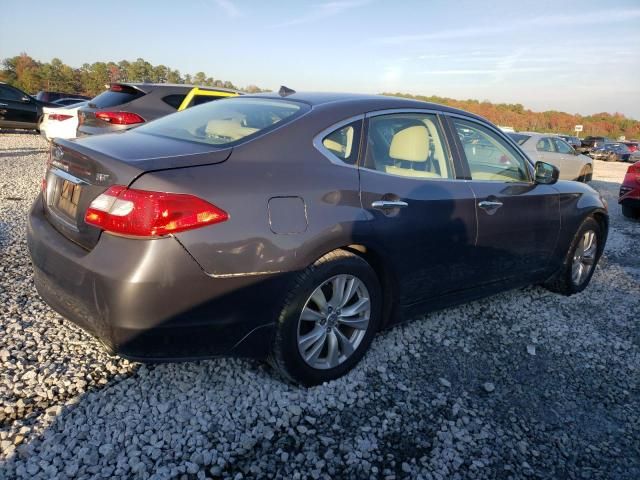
<box><xmin>386</xmin><ymin>93</ymin><xmax>640</xmax><ymax>140</ymax></box>
<box><xmin>2</xmin><ymin>54</ymin><xmax>637</xmax><ymax>139</ymax></box>
<box><xmin>0</xmin><ymin>53</ymin><xmax>267</xmax><ymax>97</ymax></box>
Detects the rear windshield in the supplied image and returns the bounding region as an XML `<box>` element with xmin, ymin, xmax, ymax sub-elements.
<box><xmin>89</xmin><ymin>85</ymin><xmax>145</xmax><ymax>108</ymax></box>
<box><xmin>136</xmin><ymin>97</ymin><xmax>308</xmax><ymax>146</ymax></box>
<box><xmin>507</xmin><ymin>133</ymin><xmax>531</xmax><ymax>145</ymax></box>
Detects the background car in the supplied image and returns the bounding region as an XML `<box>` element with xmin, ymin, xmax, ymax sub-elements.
<box><xmin>589</xmin><ymin>143</ymin><xmax>632</xmax><ymax>162</ymax></box>
<box><xmin>619</xmin><ymin>161</ymin><xmax>640</xmax><ymax>218</ymax></box>
<box><xmin>35</xmin><ymin>91</ymin><xmax>90</xmax><ymax>103</ymax></box>
<box><xmin>622</xmin><ymin>141</ymin><xmax>638</xmax><ymax>153</ymax></box>
<box><xmin>177</xmin><ymin>86</ymin><xmax>240</xmax><ymax>111</ymax></box>
<box><xmin>0</xmin><ymin>82</ymin><xmax>58</xmax><ymax>131</ymax></box>
<box><xmin>77</xmin><ymin>83</ymin><xmax>240</xmax><ymax>137</ymax></box>
<box><xmin>579</xmin><ymin>136</ymin><xmax>610</xmax><ymax>153</ymax></box>
<box><xmin>40</xmin><ymin>101</ymin><xmax>89</xmax><ymax>141</ymax></box>
<box><xmin>508</xmin><ymin>132</ymin><xmax>593</xmax><ymax>181</ymax></box>
<box><xmin>52</xmin><ymin>97</ymin><xmax>89</xmax><ymax>107</ymax></box>
<box><xmin>28</xmin><ymin>92</ymin><xmax>608</xmax><ymax>385</ymax></box>
<box><xmin>557</xmin><ymin>134</ymin><xmax>581</xmax><ymax>150</ymax></box>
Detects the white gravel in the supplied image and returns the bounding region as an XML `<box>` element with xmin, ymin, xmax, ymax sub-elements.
<box><xmin>1</xmin><ymin>132</ymin><xmax>638</xmax><ymax>479</ymax></box>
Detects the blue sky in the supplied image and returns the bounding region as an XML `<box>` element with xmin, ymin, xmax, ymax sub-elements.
<box><xmin>2</xmin><ymin>0</ymin><xmax>639</xmax><ymax>118</ymax></box>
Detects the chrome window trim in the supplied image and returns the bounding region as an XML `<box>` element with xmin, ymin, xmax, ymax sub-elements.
<box><xmin>312</xmin><ymin>114</ymin><xmax>365</xmax><ymax>169</ymax></box>
<box><xmin>360</xmin><ymin>109</ymin><xmax>459</xmax><ymax>180</ymax></box>
<box><xmin>50</xmin><ymin>167</ymin><xmax>89</xmax><ymax>185</ymax></box>
<box><xmin>444</xmin><ymin>112</ymin><xmax>535</xmax><ymax>182</ymax></box>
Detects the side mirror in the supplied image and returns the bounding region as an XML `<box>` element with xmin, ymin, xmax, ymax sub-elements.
<box><xmin>534</xmin><ymin>161</ymin><xmax>559</xmax><ymax>185</ymax></box>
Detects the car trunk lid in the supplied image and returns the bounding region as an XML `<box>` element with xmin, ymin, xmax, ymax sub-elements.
<box><xmin>43</xmin><ymin>133</ymin><xmax>231</xmax><ymax>250</ymax></box>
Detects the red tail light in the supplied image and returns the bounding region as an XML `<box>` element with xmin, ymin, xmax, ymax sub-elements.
<box><xmin>95</xmin><ymin>111</ymin><xmax>145</xmax><ymax>125</ymax></box>
<box><xmin>85</xmin><ymin>186</ymin><xmax>229</xmax><ymax>237</ymax></box>
<box><xmin>48</xmin><ymin>114</ymin><xmax>73</xmax><ymax>121</ymax></box>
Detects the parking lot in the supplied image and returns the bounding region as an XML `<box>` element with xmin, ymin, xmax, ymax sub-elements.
<box><xmin>0</xmin><ymin>132</ymin><xmax>638</xmax><ymax>479</ymax></box>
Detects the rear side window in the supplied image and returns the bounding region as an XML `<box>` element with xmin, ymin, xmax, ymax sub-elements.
<box><xmin>453</xmin><ymin>118</ymin><xmax>530</xmax><ymax>183</ymax></box>
<box><xmin>364</xmin><ymin>113</ymin><xmax>453</xmax><ymax>179</ymax></box>
<box><xmin>162</xmin><ymin>94</ymin><xmax>186</xmax><ymax>109</ymax></box>
<box><xmin>90</xmin><ymin>85</ymin><xmax>145</xmax><ymax>108</ymax></box>
<box><xmin>552</xmin><ymin>138</ymin><xmax>574</xmax><ymax>154</ymax></box>
<box><xmin>192</xmin><ymin>95</ymin><xmax>224</xmax><ymax>107</ymax></box>
<box><xmin>321</xmin><ymin>121</ymin><xmax>361</xmax><ymax>165</ymax></box>
<box><xmin>136</xmin><ymin>97</ymin><xmax>308</xmax><ymax>146</ymax></box>
<box><xmin>536</xmin><ymin>137</ymin><xmax>555</xmax><ymax>152</ymax></box>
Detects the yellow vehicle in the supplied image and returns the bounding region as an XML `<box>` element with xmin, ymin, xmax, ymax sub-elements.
<box><xmin>177</xmin><ymin>87</ymin><xmax>241</xmax><ymax>111</ymax></box>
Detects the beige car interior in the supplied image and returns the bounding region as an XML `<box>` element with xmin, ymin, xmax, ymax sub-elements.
<box><xmin>205</xmin><ymin>118</ymin><xmax>259</xmax><ymax>142</ymax></box>
<box><xmin>323</xmin><ymin>125</ymin><xmax>354</xmax><ymax>160</ymax></box>
<box><xmin>385</xmin><ymin>118</ymin><xmax>450</xmax><ymax>179</ymax></box>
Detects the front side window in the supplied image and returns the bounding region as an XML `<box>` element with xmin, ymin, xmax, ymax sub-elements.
<box><xmin>136</xmin><ymin>98</ymin><xmax>307</xmax><ymax>146</ymax></box>
<box><xmin>321</xmin><ymin>121</ymin><xmax>361</xmax><ymax>165</ymax></box>
<box><xmin>552</xmin><ymin>138</ymin><xmax>574</xmax><ymax>154</ymax></box>
<box><xmin>453</xmin><ymin>118</ymin><xmax>530</xmax><ymax>183</ymax></box>
<box><xmin>363</xmin><ymin>113</ymin><xmax>453</xmax><ymax>179</ymax></box>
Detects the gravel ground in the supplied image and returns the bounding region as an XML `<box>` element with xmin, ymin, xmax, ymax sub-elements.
<box><xmin>0</xmin><ymin>132</ymin><xmax>638</xmax><ymax>480</ymax></box>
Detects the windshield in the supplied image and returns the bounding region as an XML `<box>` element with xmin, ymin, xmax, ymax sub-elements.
<box><xmin>507</xmin><ymin>133</ymin><xmax>531</xmax><ymax>145</ymax></box>
<box><xmin>136</xmin><ymin>97</ymin><xmax>308</xmax><ymax>146</ymax></box>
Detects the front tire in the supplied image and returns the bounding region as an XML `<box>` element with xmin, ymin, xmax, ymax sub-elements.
<box><xmin>544</xmin><ymin>217</ymin><xmax>602</xmax><ymax>295</ymax></box>
<box><xmin>270</xmin><ymin>249</ymin><xmax>381</xmax><ymax>386</ymax></box>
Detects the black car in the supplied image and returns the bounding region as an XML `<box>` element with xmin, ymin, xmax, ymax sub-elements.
<box><xmin>589</xmin><ymin>143</ymin><xmax>632</xmax><ymax>162</ymax></box>
<box><xmin>579</xmin><ymin>136</ymin><xmax>610</xmax><ymax>153</ymax></box>
<box><xmin>78</xmin><ymin>83</ymin><xmax>201</xmax><ymax>137</ymax></box>
<box><xmin>28</xmin><ymin>92</ymin><xmax>608</xmax><ymax>385</ymax></box>
<box><xmin>35</xmin><ymin>91</ymin><xmax>91</xmax><ymax>103</ymax></box>
<box><xmin>0</xmin><ymin>82</ymin><xmax>58</xmax><ymax>130</ymax></box>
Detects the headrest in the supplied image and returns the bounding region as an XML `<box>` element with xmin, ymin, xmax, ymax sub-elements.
<box><xmin>389</xmin><ymin>125</ymin><xmax>430</xmax><ymax>162</ymax></box>
<box><xmin>206</xmin><ymin>119</ymin><xmax>258</xmax><ymax>140</ymax></box>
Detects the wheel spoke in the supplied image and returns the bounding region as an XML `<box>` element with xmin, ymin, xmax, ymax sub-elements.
<box><xmin>299</xmin><ymin>326</ymin><xmax>326</xmax><ymax>351</ymax></box>
<box><xmin>326</xmin><ymin>331</ymin><xmax>340</xmax><ymax>368</ymax></box>
<box><xmin>304</xmin><ymin>331</ymin><xmax>327</xmax><ymax>363</ymax></box>
<box><xmin>334</xmin><ymin>328</ymin><xmax>355</xmax><ymax>357</ymax></box>
<box><xmin>300</xmin><ymin>306</ymin><xmax>324</xmax><ymax>322</ymax></box>
<box><xmin>340</xmin><ymin>298</ymin><xmax>369</xmax><ymax>317</ymax></box>
<box><xmin>330</xmin><ymin>276</ymin><xmax>346</xmax><ymax>308</ymax></box>
<box><xmin>338</xmin><ymin>315</ymin><xmax>369</xmax><ymax>330</ymax></box>
<box><xmin>582</xmin><ymin>256</ymin><xmax>595</xmax><ymax>266</ymax></box>
<box><xmin>340</xmin><ymin>278</ymin><xmax>357</xmax><ymax>308</ymax></box>
<box><xmin>311</xmin><ymin>288</ymin><xmax>329</xmax><ymax>314</ymax></box>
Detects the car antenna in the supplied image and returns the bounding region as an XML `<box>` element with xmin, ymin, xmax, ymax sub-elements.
<box><xmin>279</xmin><ymin>85</ymin><xmax>296</xmax><ymax>97</ymax></box>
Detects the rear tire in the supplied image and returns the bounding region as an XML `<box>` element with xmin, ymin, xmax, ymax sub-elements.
<box><xmin>622</xmin><ymin>205</ymin><xmax>640</xmax><ymax>219</ymax></box>
<box><xmin>270</xmin><ymin>249</ymin><xmax>382</xmax><ymax>386</ymax></box>
<box><xmin>544</xmin><ymin>217</ymin><xmax>602</xmax><ymax>296</ymax></box>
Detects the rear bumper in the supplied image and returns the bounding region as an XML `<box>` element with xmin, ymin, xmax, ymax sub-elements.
<box><xmin>77</xmin><ymin>124</ymin><xmax>132</xmax><ymax>137</ymax></box>
<box><xmin>27</xmin><ymin>195</ymin><xmax>285</xmax><ymax>361</ymax></box>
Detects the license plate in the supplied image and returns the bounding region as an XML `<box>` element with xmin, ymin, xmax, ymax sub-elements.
<box><xmin>54</xmin><ymin>179</ymin><xmax>82</xmax><ymax>219</ymax></box>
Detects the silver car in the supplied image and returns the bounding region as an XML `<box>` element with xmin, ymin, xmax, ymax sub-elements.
<box><xmin>508</xmin><ymin>132</ymin><xmax>593</xmax><ymax>182</ymax></box>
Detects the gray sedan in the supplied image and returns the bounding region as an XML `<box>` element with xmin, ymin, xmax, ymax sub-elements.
<box><xmin>508</xmin><ymin>132</ymin><xmax>593</xmax><ymax>182</ymax></box>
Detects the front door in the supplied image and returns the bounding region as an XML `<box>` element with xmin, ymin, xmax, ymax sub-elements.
<box><xmin>358</xmin><ymin>112</ymin><xmax>478</xmax><ymax>305</ymax></box>
<box><xmin>0</xmin><ymin>85</ymin><xmax>38</xmax><ymax>128</ymax></box>
<box><xmin>449</xmin><ymin>117</ymin><xmax>560</xmax><ymax>284</ymax></box>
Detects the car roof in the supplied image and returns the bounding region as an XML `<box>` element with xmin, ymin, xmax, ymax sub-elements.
<box><xmin>243</xmin><ymin>91</ymin><xmax>489</xmax><ymax>120</ymax></box>
<box><xmin>113</xmin><ymin>82</ymin><xmax>241</xmax><ymax>94</ymax></box>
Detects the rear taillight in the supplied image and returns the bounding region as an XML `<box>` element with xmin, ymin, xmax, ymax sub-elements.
<box><xmin>85</xmin><ymin>186</ymin><xmax>228</xmax><ymax>237</ymax></box>
<box><xmin>95</xmin><ymin>111</ymin><xmax>145</xmax><ymax>125</ymax></box>
<box><xmin>48</xmin><ymin>114</ymin><xmax>73</xmax><ymax>121</ymax></box>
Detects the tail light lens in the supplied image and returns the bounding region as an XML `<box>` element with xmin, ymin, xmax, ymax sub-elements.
<box><xmin>85</xmin><ymin>186</ymin><xmax>229</xmax><ymax>237</ymax></box>
<box><xmin>48</xmin><ymin>114</ymin><xmax>73</xmax><ymax>121</ymax></box>
<box><xmin>95</xmin><ymin>111</ymin><xmax>145</xmax><ymax>125</ymax></box>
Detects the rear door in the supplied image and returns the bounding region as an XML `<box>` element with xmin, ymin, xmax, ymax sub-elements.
<box><xmin>357</xmin><ymin>111</ymin><xmax>478</xmax><ymax>305</ymax></box>
<box><xmin>0</xmin><ymin>84</ymin><xmax>38</xmax><ymax>127</ymax></box>
<box><xmin>552</xmin><ymin>137</ymin><xmax>582</xmax><ymax>180</ymax></box>
<box><xmin>447</xmin><ymin>116</ymin><xmax>560</xmax><ymax>284</ymax></box>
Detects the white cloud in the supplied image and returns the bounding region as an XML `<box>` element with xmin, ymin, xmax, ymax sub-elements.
<box><xmin>213</xmin><ymin>0</ymin><xmax>241</xmax><ymax>18</ymax></box>
<box><xmin>272</xmin><ymin>0</ymin><xmax>372</xmax><ymax>27</ymax></box>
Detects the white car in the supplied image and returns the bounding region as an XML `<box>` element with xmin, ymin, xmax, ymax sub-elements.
<box><xmin>40</xmin><ymin>101</ymin><xmax>88</xmax><ymax>141</ymax></box>
<box><xmin>508</xmin><ymin>132</ymin><xmax>593</xmax><ymax>182</ymax></box>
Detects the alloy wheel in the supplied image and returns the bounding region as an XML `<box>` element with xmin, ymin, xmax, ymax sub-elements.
<box><xmin>297</xmin><ymin>274</ymin><xmax>371</xmax><ymax>370</ymax></box>
<box><xmin>572</xmin><ymin>230</ymin><xmax>598</xmax><ymax>286</ymax></box>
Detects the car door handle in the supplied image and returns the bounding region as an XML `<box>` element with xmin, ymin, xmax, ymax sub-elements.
<box><xmin>0</xmin><ymin>103</ymin><xmax>7</xmax><ymax>107</ymax></box>
<box><xmin>478</xmin><ymin>200</ymin><xmax>503</xmax><ymax>210</ymax></box>
<box><xmin>371</xmin><ymin>200</ymin><xmax>408</xmax><ymax>210</ymax></box>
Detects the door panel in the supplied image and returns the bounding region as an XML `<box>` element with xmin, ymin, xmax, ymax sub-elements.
<box><xmin>359</xmin><ymin>112</ymin><xmax>478</xmax><ymax>304</ymax></box>
<box><xmin>450</xmin><ymin>117</ymin><xmax>560</xmax><ymax>283</ymax></box>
